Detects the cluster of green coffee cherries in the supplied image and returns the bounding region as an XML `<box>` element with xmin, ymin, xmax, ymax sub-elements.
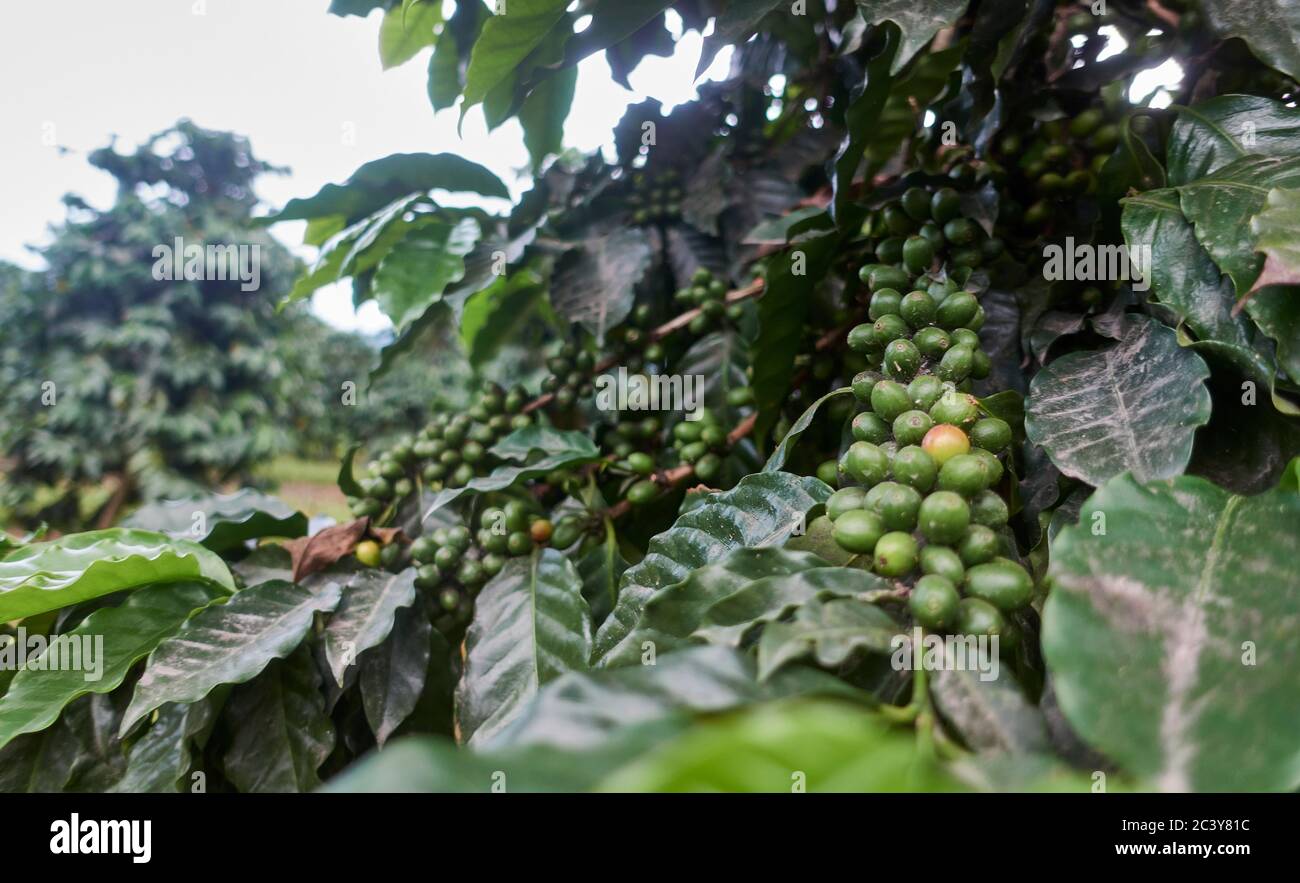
<box><xmin>542</xmin><ymin>344</ymin><xmax>597</xmax><ymax>410</ymax></box>
<box><xmin>996</xmin><ymin>106</ymin><xmax>1119</xmax><ymax>230</ymax></box>
<box><xmin>628</xmin><ymin>168</ymin><xmax>683</xmax><ymax>225</ymax></box>
<box><xmin>674</xmin><ymin>267</ymin><xmax>745</xmax><ymax>334</ymax></box>
<box><xmin>346</xmin><ymin>383</ymin><xmax>533</xmax><ymax>518</ymax></box>
<box><xmin>610</xmin><ymin>406</ymin><xmax>737</xmax><ymax>507</ymax></box>
<box><xmin>809</xmin><ymin>186</ymin><xmax>1034</xmax><ymax>643</ymax></box>
<box><xmin>862</xmin><ymin>184</ymin><xmax>1005</xmax><ymax>274</ymax></box>
<box><xmin>402</xmin><ymin>499</ymin><xmax>589</xmax><ymax>626</ymax></box>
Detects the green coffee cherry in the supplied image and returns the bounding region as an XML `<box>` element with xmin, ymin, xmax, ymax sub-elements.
<box><xmin>872</xmin><ymin>315</ymin><xmax>910</xmax><ymax>348</ymax></box>
<box><xmin>957</xmin><ymin>524</ymin><xmax>1000</xmax><ymax>566</ymax></box>
<box><xmin>892</xmin><ymin>410</ymin><xmax>933</xmax><ymax>447</ymax></box>
<box><xmin>942</xmin><ymin>218</ymin><xmax>978</xmax><ymax>246</ymax></box>
<box><xmin>969</xmin><ymin>489</ymin><xmax>1010</xmax><ymax>527</ymax></box>
<box><xmin>901</xmin><ymin>186</ymin><xmax>932</xmax><ymax>221</ymax></box>
<box><xmin>627</xmin><ymin>479</ymin><xmax>660</xmax><ymax>505</ymax></box>
<box><xmin>956</xmin><ymin>597</ymin><xmax>1005</xmax><ymax>638</ymax></box>
<box><xmin>920</xmin><ymin>545</ymin><xmax>965</xmax><ymax>584</ymax></box>
<box><xmin>913</xmin><ymin>327</ymin><xmax>951</xmax><ymax>360</ymax></box>
<box><xmin>967</xmin><ymin>447</ymin><xmax>1005</xmax><ymax>487</ymax></box>
<box><xmin>868</xmin><ymin>289</ymin><xmax>903</xmax><ymax>320</ymax></box>
<box><xmin>873</xmin><ymin>531</ymin><xmax>918</xmax><ymax>577</ymax></box>
<box><xmin>965</xmin><ymin>558</ymin><xmax>1033</xmax><ymax>611</ymax></box>
<box><xmin>891</xmin><ymin>445</ymin><xmax>937</xmax><ymax>492</ymax></box>
<box><xmin>852</xmin><ymin>370</ymin><xmax>883</xmax><ymax>402</ymax></box>
<box><xmin>870</xmin><ymin>381</ymin><xmax>912</xmax><ymax>422</ymax></box>
<box><xmin>937</xmin><ymin>345</ymin><xmax>974</xmax><ymax>383</ymax></box>
<box><xmin>929</xmin><ymin>391</ymin><xmax>979</xmax><ymax>428</ymax></box>
<box><xmin>910</xmin><ymin>575</ymin><xmax>961</xmax><ymax>629</ymax></box>
<box><xmin>970</xmin><ymin>417</ymin><xmax>1011</xmax><ymax>452</ymax></box>
<box><xmin>847</xmin><ymin>323</ymin><xmax>876</xmax><ymax>353</ymax></box>
<box><xmin>695</xmin><ymin>453</ymin><xmax>723</xmax><ymax>482</ymax></box>
<box><xmin>851</xmin><ymin>412</ymin><xmax>891</xmax><ymax>444</ymax></box>
<box><xmin>918</xmin><ymin>490</ymin><xmax>971</xmax><ymax>544</ymax></box>
<box><xmin>938</xmin><ymin>453</ymin><xmax>991</xmax><ymax>496</ymax></box>
<box><xmin>907</xmin><ymin>374</ymin><xmax>945</xmax><ymax>411</ymax></box>
<box><xmin>832</xmin><ymin>509</ymin><xmax>886</xmax><ymax>554</ymax></box>
<box><xmin>902</xmin><ymin>236</ymin><xmax>934</xmax><ymax>274</ymax></box>
<box><xmin>869</xmin><ymin>266</ymin><xmax>911</xmax><ymax>292</ymax></box>
<box><xmin>936</xmin><ymin>292</ymin><xmax>979</xmax><ymax>329</ymax></box>
<box><xmin>826</xmin><ymin>487</ymin><xmax>867</xmax><ymax>521</ymax></box>
<box><xmin>899</xmin><ymin>290</ymin><xmax>937</xmax><ymax>328</ymax></box>
<box><xmin>867</xmin><ymin>482</ymin><xmax>922</xmax><ymax>531</ymax></box>
<box><xmin>930</xmin><ymin>187</ymin><xmax>962</xmax><ymax>224</ymax></box>
<box><xmin>883</xmin><ymin>339</ymin><xmax>921</xmax><ymax>380</ymax></box>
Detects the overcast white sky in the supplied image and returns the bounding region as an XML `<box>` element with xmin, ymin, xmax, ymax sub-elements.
<box><xmin>0</xmin><ymin>0</ymin><xmax>729</xmax><ymax>333</ymax></box>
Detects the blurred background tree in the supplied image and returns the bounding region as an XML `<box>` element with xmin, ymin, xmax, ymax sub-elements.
<box><xmin>0</xmin><ymin>121</ymin><xmax>460</xmax><ymax>531</ymax></box>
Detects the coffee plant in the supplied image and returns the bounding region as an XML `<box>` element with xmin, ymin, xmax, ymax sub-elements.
<box><xmin>2</xmin><ymin>0</ymin><xmax>1299</xmax><ymax>794</ymax></box>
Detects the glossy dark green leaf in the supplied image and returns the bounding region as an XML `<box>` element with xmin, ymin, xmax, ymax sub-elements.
<box><xmin>371</xmin><ymin>218</ymin><xmax>481</xmax><ymax>332</ymax></box>
<box><xmin>1250</xmin><ymin>186</ymin><xmax>1300</xmax><ymax>290</ymax></box>
<box><xmin>120</xmin><ymin>579</ymin><xmax>342</xmax><ymax>736</ymax></box>
<box><xmin>930</xmin><ymin>658</ymin><xmax>1050</xmax><ymax>754</ymax></box>
<box><xmin>0</xmin><ymin>582</ymin><xmax>222</xmax><ymax>753</ymax></box>
<box><xmin>551</xmin><ymin>228</ymin><xmax>654</xmax><ymax>343</ymax></box>
<box><xmin>426</xmin><ymin>430</ymin><xmax>600</xmax><ymax>513</ymax></box>
<box><xmin>577</xmin><ymin>519</ymin><xmax>627</xmax><ymax>628</ymax></box>
<box><xmin>752</xmin><ymin>234</ymin><xmax>839</xmax><ymax>439</ymax></box>
<box><xmin>674</xmin><ymin>330</ymin><xmax>751</xmax><ymax>430</ymax></box>
<box><xmin>109</xmin><ymin>698</ymin><xmax>221</xmax><ymax>793</ymax></box>
<box><xmin>1166</xmin><ymin>95</ymin><xmax>1300</xmax><ymax>187</ymax></box>
<box><xmin>1025</xmin><ymin>315</ymin><xmax>1212</xmax><ymax>486</ymax></box>
<box><xmin>0</xmin><ymin>529</ymin><xmax>234</xmax><ymax>623</ymax></box>
<box><xmin>360</xmin><ymin>604</ymin><xmax>432</xmax><ymax>746</ymax></box>
<box><xmin>600</xmin><ymin>547</ymin><xmax>832</xmax><ymax>667</ymax></box>
<box><xmin>1043</xmin><ymin>473</ymin><xmax>1300</xmax><ymax>791</ymax></box>
<box><xmin>1245</xmin><ymin>281</ymin><xmax>1300</xmax><ymax>386</ymax></box>
<box><xmin>1176</xmin><ymin>154</ymin><xmax>1300</xmax><ymax>297</ymax></box>
<box><xmin>222</xmin><ymin>648</ymin><xmax>335</xmax><ymax>792</ymax></box>
<box><xmin>864</xmin><ymin>44</ymin><xmax>964</xmax><ymax>172</ymax></box>
<box><xmin>484</xmin><ymin>645</ymin><xmax>858</xmax><ymax>751</ymax></box>
<box><xmin>1121</xmin><ymin>188</ymin><xmax>1278</xmax><ymax>391</ymax></box>
<box><xmin>855</xmin><ymin>0</ymin><xmax>969</xmax><ymax>74</ymax></box>
<box><xmin>742</xmin><ymin>207</ymin><xmax>826</xmax><ymax>245</ymax></box>
<box><xmin>457</xmin><ymin>549</ymin><xmax>591</xmax><ymax>744</ymax></box>
<box><xmin>593</xmin><ymin>472</ymin><xmax>833</xmax><ymax>664</ymax></box>
<box><xmin>123</xmin><ymin>490</ymin><xmax>307</xmax><ymax>552</ymax></box>
<box><xmin>427</xmin><ymin>0</ymin><xmax>490</xmax><ymax>111</ymax></box>
<box><xmin>765</xmin><ymin>387</ymin><xmax>853</xmax><ymax>472</ymax></box>
<box><xmin>322</xmin><ymin>568</ymin><xmax>419</xmax><ymax>685</ymax></box>
<box><xmin>519</xmin><ymin>64</ymin><xmax>576</xmax><ymax>169</ymax></box>
<box><xmin>0</xmin><ymin>695</ymin><xmax>119</xmax><ymax>793</ymax></box>
<box><xmin>263</xmin><ymin>153</ymin><xmax>509</xmax><ymax>225</ymax></box>
<box><xmin>598</xmin><ymin>699</ymin><xmax>959</xmax><ymax>792</ymax></box>
<box><xmin>831</xmin><ymin>24</ymin><xmax>898</xmax><ymax>220</ymax></box>
<box><xmin>462</xmin><ymin>0</ymin><xmax>570</xmax><ymax>112</ymax></box>
<box><xmin>757</xmin><ymin>596</ymin><xmax>901</xmax><ymax>681</ymax></box>
<box><xmin>323</xmin><ymin>718</ymin><xmax>686</xmax><ymax>792</ymax></box>
<box><xmin>1201</xmin><ymin>3</ymin><xmax>1300</xmax><ymax>82</ymax></box>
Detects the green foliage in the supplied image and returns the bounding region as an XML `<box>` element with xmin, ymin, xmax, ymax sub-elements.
<box><xmin>6</xmin><ymin>0</ymin><xmax>1300</xmax><ymax>795</ymax></box>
